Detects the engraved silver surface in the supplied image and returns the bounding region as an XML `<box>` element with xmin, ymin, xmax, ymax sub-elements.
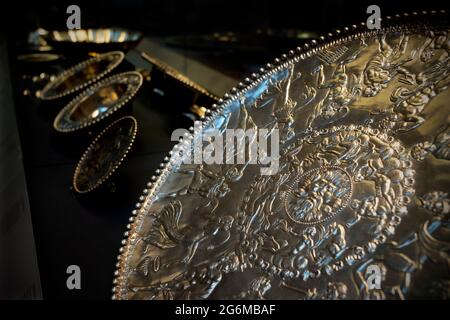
<box><xmin>114</xmin><ymin>13</ymin><xmax>450</xmax><ymax>300</ymax></box>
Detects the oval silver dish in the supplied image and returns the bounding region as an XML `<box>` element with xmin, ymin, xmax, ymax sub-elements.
<box><xmin>73</xmin><ymin>116</ymin><xmax>138</xmax><ymax>193</ymax></box>
<box><xmin>38</xmin><ymin>51</ymin><xmax>124</xmax><ymax>100</ymax></box>
<box><xmin>53</xmin><ymin>71</ymin><xmax>143</xmax><ymax>133</ymax></box>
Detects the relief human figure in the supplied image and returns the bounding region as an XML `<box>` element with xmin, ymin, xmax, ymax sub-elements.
<box><xmin>289</xmin><ymin>170</ymin><xmax>349</xmax><ymax>223</ymax></box>
<box><xmin>271</xmin><ymin>66</ymin><xmax>298</xmax><ymax>142</ymax></box>
<box><xmin>387</xmin><ymin>56</ymin><xmax>450</xmax><ymax>132</ymax></box>
<box><xmin>363</xmin><ymin>34</ymin><xmax>414</xmax><ymax>97</ymax></box>
<box><xmin>420</xmin><ymin>30</ymin><xmax>450</xmax><ymax>62</ymax></box>
<box><xmin>268</xmin><ymin>65</ymin><xmax>318</xmax><ymax>142</ymax></box>
<box><xmin>177</xmin><ymin>104</ymin><xmax>256</xmax><ymax>213</ymax></box>
<box><xmin>232</xmin><ymin>277</ymin><xmax>272</xmax><ymax>299</ymax></box>
<box><xmin>307</xmin><ymin>63</ymin><xmax>363</xmax><ymax>126</ymax></box>
<box><xmin>144</xmin><ymin>201</ymin><xmax>234</xmax><ymax>266</ymax></box>
<box><xmin>411</xmin><ymin>124</ymin><xmax>450</xmax><ymax>161</ymax></box>
<box><xmin>306</xmin><ymin>40</ymin><xmax>371</xmax><ymax>126</ymax></box>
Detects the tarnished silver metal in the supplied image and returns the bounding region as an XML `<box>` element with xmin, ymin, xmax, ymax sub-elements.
<box><xmin>38</xmin><ymin>51</ymin><xmax>124</xmax><ymax>100</ymax></box>
<box><xmin>53</xmin><ymin>71</ymin><xmax>143</xmax><ymax>133</ymax></box>
<box><xmin>114</xmin><ymin>12</ymin><xmax>450</xmax><ymax>299</ymax></box>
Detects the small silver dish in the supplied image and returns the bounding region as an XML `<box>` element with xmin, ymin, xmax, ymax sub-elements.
<box><xmin>53</xmin><ymin>71</ymin><xmax>143</xmax><ymax>133</ymax></box>
<box><xmin>73</xmin><ymin>116</ymin><xmax>137</xmax><ymax>193</ymax></box>
<box><xmin>38</xmin><ymin>51</ymin><xmax>124</xmax><ymax>100</ymax></box>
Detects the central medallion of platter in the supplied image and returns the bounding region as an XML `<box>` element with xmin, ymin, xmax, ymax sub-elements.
<box><xmin>284</xmin><ymin>165</ymin><xmax>353</xmax><ymax>224</ymax></box>
<box><xmin>238</xmin><ymin>125</ymin><xmax>414</xmax><ymax>280</ymax></box>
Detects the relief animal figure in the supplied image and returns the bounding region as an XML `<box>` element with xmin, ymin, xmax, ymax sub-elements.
<box><xmin>130</xmin><ymin>201</ymin><xmax>237</xmax><ymax>299</ymax></box>
<box><xmin>131</xmin><ymin>266</ymin><xmax>223</xmax><ymax>300</ymax></box>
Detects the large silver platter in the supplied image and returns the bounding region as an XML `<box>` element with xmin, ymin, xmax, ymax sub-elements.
<box><xmin>114</xmin><ymin>12</ymin><xmax>450</xmax><ymax>300</ymax></box>
<box><xmin>38</xmin><ymin>51</ymin><xmax>124</xmax><ymax>100</ymax></box>
<box><xmin>53</xmin><ymin>71</ymin><xmax>143</xmax><ymax>133</ymax></box>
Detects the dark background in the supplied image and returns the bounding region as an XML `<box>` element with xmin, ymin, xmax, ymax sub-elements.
<box><xmin>0</xmin><ymin>0</ymin><xmax>448</xmax><ymax>300</ymax></box>
<box><xmin>3</xmin><ymin>0</ymin><xmax>449</xmax><ymax>36</ymax></box>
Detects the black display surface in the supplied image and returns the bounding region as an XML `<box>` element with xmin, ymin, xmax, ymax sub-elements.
<box><xmin>0</xmin><ymin>34</ymin><xmax>42</xmax><ymax>300</ymax></box>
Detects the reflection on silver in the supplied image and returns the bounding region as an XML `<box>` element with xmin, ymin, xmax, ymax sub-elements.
<box><xmin>53</xmin><ymin>71</ymin><xmax>143</xmax><ymax>133</ymax></box>
<box><xmin>114</xmin><ymin>12</ymin><xmax>450</xmax><ymax>300</ymax></box>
